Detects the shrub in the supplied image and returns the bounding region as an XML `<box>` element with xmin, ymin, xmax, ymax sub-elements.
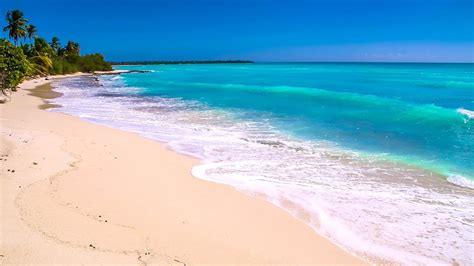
<box><xmin>51</xmin><ymin>58</ymin><xmax>78</xmax><ymax>74</ymax></box>
<box><xmin>0</xmin><ymin>39</ymin><xmax>30</xmax><ymax>92</ymax></box>
<box><xmin>51</xmin><ymin>53</ymin><xmax>111</xmax><ymax>74</ymax></box>
<box><xmin>78</xmin><ymin>53</ymin><xmax>112</xmax><ymax>72</ymax></box>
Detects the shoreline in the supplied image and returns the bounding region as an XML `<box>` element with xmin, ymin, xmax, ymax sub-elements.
<box><xmin>0</xmin><ymin>75</ymin><xmax>364</xmax><ymax>264</ymax></box>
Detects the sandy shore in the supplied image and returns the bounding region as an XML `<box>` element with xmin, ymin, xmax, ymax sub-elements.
<box><xmin>0</xmin><ymin>75</ymin><xmax>364</xmax><ymax>264</ymax></box>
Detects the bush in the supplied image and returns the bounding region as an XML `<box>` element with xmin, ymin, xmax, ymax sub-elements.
<box><xmin>51</xmin><ymin>58</ymin><xmax>63</xmax><ymax>74</ymax></box>
<box><xmin>50</xmin><ymin>53</ymin><xmax>111</xmax><ymax>75</ymax></box>
<box><xmin>0</xmin><ymin>39</ymin><xmax>30</xmax><ymax>91</ymax></box>
<box><xmin>51</xmin><ymin>58</ymin><xmax>78</xmax><ymax>75</ymax></box>
<box><xmin>78</xmin><ymin>53</ymin><xmax>112</xmax><ymax>73</ymax></box>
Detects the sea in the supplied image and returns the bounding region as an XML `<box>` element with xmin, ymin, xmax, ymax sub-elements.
<box><xmin>50</xmin><ymin>63</ymin><xmax>474</xmax><ymax>264</ymax></box>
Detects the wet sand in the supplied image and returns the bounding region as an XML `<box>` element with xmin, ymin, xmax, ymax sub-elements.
<box><xmin>0</xmin><ymin>76</ymin><xmax>364</xmax><ymax>264</ymax></box>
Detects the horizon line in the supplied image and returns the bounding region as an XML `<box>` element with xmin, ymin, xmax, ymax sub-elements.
<box><xmin>109</xmin><ymin>60</ymin><xmax>474</xmax><ymax>64</ymax></box>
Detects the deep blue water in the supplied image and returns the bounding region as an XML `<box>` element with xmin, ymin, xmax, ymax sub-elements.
<box><xmin>52</xmin><ymin>63</ymin><xmax>474</xmax><ymax>263</ymax></box>
<box><xmin>116</xmin><ymin>63</ymin><xmax>474</xmax><ymax>182</ymax></box>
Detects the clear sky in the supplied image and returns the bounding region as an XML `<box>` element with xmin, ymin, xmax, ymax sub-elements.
<box><xmin>1</xmin><ymin>0</ymin><xmax>473</xmax><ymax>62</ymax></box>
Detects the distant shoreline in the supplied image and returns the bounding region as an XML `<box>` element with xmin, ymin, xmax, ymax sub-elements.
<box><xmin>109</xmin><ymin>60</ymin><xmax>254</xmax><ymax>66</ymax></box>
<box><xmin>109</xmin><ymin>61</ymin><xmax>473</xmax><ymax>66</ymax></box>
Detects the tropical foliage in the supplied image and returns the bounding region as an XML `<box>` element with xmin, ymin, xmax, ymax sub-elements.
<box><xmin>1</xmin><ymin>9</ymin><xmax>112</xmax><ymax>95</ymax></box>
<box><xmin>0</xmin><ymin>39</ymin><xmax>30</xmax><ymax>92</ymax></box>
<box><xmin>3</xmin><ymin>10</ymin><xmax>28</xmax><ymax>45</ymax></box>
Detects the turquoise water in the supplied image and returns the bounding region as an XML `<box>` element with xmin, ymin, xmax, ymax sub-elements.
<box><xmin>117</xmin><ymin>63</ymin><xmax>474</xmax><ymax>182</ymax></box>
<box><xmin>52</xmin><ymin>63</ymin><xmax>474</xmax><ymax>264</ymax></box>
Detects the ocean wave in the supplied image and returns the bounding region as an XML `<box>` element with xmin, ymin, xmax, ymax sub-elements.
<box><xmin>419</xmin><ymin>80</ymin><xmax>474</xmax><ymax>89</ymax></box>
<box><xmin>49</xmin><ymin>75</ymin><xmax>474</xmax><ymax>265</ymax></box>
<box><xmin>448</xmin><ymin>174</ymin><xmax>474</xmax><ymax>189</ymax></box>
<box><xmin>457</xmin><ymin>108</ymin><xmax>474</xmax><ymax>120</ymax></box>
<box><xmin>137</xmin><ymin>80</ymin><xmax>466</xmax><ymax>125</ymax></box>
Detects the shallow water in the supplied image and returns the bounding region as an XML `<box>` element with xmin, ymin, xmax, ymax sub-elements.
<box><xmin>50</xmin><ymin>63</ymin><xmax>474</xmax><ymax>264</ymax></box>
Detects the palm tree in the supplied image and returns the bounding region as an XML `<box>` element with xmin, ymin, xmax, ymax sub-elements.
<box><xmin>65</xmin><ymin>41</ymin><xmax>80</xmax><ymax>56</ymax></box>
<box><xmin>28</xmin><ymin>53</ymin><xmax>53</xmax><ymax>75</ymax></box>
<box><xmin>50</xmin><ymin>36</ymin><xmax>60</xmax><ymax>55</ymax></box>
<box><xmin>26</xmin><ymin>24</ymin><xmax>37</xmax><ymax>41</ymax></box>
<box><xmin>29</xmin><ymin>39</ymin><xmax>53</xmax><ymax>75</ymax></box>
<box><xmin>3</xmin><ymin>10</ymin><xmax>28</xmax><ymax>46</ymax></box>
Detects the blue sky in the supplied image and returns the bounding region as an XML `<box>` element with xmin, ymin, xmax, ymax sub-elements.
<box><xmin>1</xmin><ymin>0</ymin><xmax>473</xmax><ymax>62</ymax></box>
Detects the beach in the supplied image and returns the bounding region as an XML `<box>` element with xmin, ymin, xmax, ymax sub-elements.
<box><xmin>0</xmin><ymin>75</ymin><xmax>363</xmax><ymax>264</ymax></box>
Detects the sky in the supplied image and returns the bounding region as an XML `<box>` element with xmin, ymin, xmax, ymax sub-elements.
<box><xmin>1</xmin><ymin>0</ymin><xmax>473</xmax><ymax>62</ymax></box>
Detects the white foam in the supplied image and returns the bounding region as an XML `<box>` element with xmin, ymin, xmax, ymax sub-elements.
<box><xmin>49</xmin><ymin>76</ymin><xmax>474</xmax><ymax>265</ymax></box>
<box><xmin>457</xmin><ymin>108</ymin><xmax>474</xmax><ymax>119</ymax></box>
<box><xmin>448</xmin><ymin>174</ymin><xmax>474</xmax><ymax>189</ymax></box>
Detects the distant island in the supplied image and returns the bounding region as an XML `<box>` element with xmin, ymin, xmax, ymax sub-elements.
<box><xmin>110</xmin><ymin>60</ymin><xmax>254</xmax><ymax>65</ymax></box>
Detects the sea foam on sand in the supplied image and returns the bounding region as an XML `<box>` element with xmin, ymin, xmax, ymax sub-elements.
<box><xmin>49</xmin><ymin>75</ymin><xmax>474</xmax><ymax>265</ymax></box>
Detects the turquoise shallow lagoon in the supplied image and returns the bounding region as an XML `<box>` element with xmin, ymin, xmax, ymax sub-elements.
<box><xmin>120</xmin><ymin>63</ymin><xmax>474</xmax><ymax>182</ymax></box>
<box><xmin>51</xmin><ymin>63</ymin><xmax>473</xmax><ymax>264</ymax></box>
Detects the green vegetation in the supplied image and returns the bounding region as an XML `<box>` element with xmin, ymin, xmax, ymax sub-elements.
<box><xmin>3</xmin><ymin>10</ymin><xmax>28</xmax><ymax>46</ymax></box>
<box><xmin>0</xmin><ymin>39</ymin><xmax>30</xmax><ymax>92</ymax></box>
<box><xmin>110</xmin><ymin>60</ymin><xmax>254</xmax><ymax>65</ymax></box>
<box><xmin>1</xmin><ymin>9</ymin><xmax>111</xmax><ymax>96</ymax></box>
